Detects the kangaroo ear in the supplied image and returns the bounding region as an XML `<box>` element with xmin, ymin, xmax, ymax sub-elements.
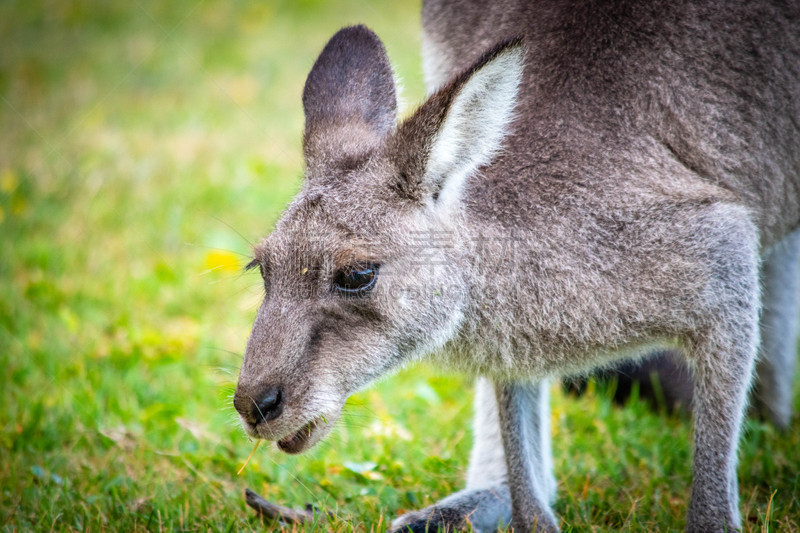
<box><xmin>303</xmin><ymin>25</ymin><xmax>397</xmax><ymax>173</ymax></box>
<box><xmin>391</xmin><ymin>39</ymin><xmax>524</xmax><ymax>210</ymax></box>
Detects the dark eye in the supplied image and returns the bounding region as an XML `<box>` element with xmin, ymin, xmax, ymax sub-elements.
<box><xmin>333</xmin><ymin>264</ymin><xmax>378</xmax><ymax>295</ymax></box>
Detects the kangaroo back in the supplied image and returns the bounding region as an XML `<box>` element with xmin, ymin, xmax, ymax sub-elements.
<box><xmin>423</xmin><ymin>0</ymin><xmax>800</xmax><ymax>245</ymax></box>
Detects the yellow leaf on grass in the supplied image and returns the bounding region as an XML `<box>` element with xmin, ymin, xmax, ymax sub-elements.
<box><xmin>204</xmin><ymin>250</ymin><xmax>241</xmax><ymax>273</ymax></box>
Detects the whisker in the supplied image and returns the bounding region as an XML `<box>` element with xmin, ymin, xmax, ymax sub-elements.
<box><xmin>211</xmin><ymin>215</ymin><xmax>256</xmax><ymax>248</ymax></box>
<box><xmin>183</xmin><ymin>241</ymin><xmax>252</xmax><ymax>258</ymax></box>
<box><xmin>261</xmin><ymin>451</ymin><xmax>332</xmax><ymax>505</ymax></box>
<box><xmin>251</xmin><ymin>396</ymin><xmax>267</xmax><ymax>424</ymax></box>
<box><xmin>203</xmin><ymin>345</ymin><xmax>245</xmax><ymax>359</ymax></box>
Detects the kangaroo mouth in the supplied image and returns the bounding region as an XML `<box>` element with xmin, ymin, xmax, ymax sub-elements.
<box><xmin>276</xmin><ymin>416</ymin><xmax>326</xmax><ymax>454</ymax></box>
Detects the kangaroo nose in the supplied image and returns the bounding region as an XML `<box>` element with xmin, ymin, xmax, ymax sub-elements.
<box><xmin>255</xmin><ymin>386</ymin><xmax>283</xmax><ymax>421</ymax></box>
<box><xmin>235</xmin><ymin>385</ymin><xmax>284</xmax><ymax>425</ymax></box>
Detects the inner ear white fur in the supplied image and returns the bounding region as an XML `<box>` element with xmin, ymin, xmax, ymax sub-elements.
<box><xmin>425</xmin><ymin>44</ymin><xmax>525</xmax><ymax>211</ymax></box>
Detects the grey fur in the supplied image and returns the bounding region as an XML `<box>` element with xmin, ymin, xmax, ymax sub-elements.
<box><xmin>754</xmin><ymin>228</ymin><xmax>800</xmax><ymax>427</ymax></box>
<box><xmin>495</xmin><ymin>381</ymin><xmax>558</xmax><ymax>532</ymax></box>
<box><xmin>602</xmin><ymin>227</ymin><xmax>800</xmax><ymax>425</ymax></box>
<box><xmin>233</xmin><ymin>2</ymin><xmax>800</xmax><ymax>531</ymax></box>
<box><xmin>390</xmin><ymin>379</ymin><xmax>557</xmax><ymax>532</ymax></box>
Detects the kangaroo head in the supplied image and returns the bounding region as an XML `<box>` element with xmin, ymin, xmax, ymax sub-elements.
<box><xmin>233</xmin><ymin>25</ymin><xmax>524</xmax><ymax>453</ymax></box>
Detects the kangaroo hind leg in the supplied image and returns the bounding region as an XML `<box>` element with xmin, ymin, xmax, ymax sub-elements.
<box><xmin>754</xmin><ymin>227</ymin><xmax>800</xmax><ymax>428</ymax></box>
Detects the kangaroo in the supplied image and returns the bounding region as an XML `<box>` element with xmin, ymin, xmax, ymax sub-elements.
<box><xmin>233</xmin><ymin>1</ymin><xmax>800</xmax><ymax>531</ymax></box>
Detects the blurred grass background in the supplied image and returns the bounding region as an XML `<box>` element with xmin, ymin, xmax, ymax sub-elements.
<box><xmin>0</xmin><ymin>1</ymin><xmax>798</xmax><ymax>531</ymax></box>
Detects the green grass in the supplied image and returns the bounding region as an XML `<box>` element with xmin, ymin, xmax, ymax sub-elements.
<box><xmin>1</xmin><ymin>1</ymin><xmax>798</xmax><ymax>531</ymax></box>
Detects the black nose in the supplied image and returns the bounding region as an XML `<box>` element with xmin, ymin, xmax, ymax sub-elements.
<box><xmin>236</xmin><ymin>385</ymin><xmax>284</xmax><ymax>425</ymax></box>
<box><xmin>251</xmin><ymin>386</ymin><xmax>283</xmax><ymax>424</ymax></box>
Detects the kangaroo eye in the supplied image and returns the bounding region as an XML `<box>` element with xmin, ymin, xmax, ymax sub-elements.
<box><xmin>333</xmin><ymin>264</ymin><xmax>378</xmax><ymax>295</ymax></box>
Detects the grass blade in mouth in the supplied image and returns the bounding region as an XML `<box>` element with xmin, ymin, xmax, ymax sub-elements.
<box><xmin>237</xmin><ymin>440</ymin><xmax>261</xmax><ymax>475</ymax></box>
